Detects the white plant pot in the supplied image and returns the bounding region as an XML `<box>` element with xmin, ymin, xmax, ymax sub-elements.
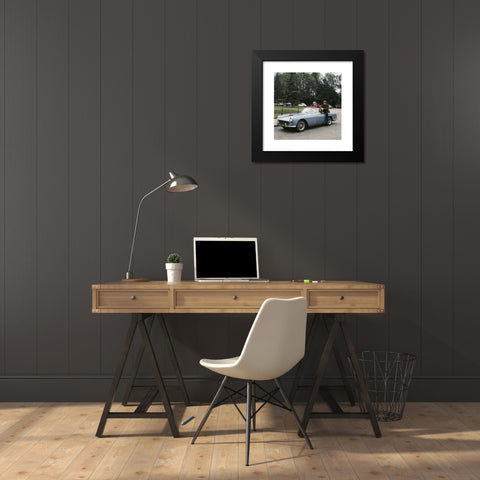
<box><xmin>165</xmin><ymin>263</ymin><xmax>183</xmax><ymax>283</ymax></box>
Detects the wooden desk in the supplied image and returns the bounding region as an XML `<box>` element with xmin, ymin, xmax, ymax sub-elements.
<box><xmin>92</xmin><ymin>280</ymin><xmax>385</xmax><ymax>437</ymax></box>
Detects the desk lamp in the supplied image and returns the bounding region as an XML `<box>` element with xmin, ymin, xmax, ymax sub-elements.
<box><xmin>123</xmin><ymin>171</ymin><xmax>198</xmax><ymax>282</ymax></box>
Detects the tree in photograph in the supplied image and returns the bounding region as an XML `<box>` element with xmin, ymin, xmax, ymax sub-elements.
<box><xmin>285</xmin><ymin>73</ymin><xmax>298</xmax><ymax>104</ymax></box>
<box><xmin>274</xmin><ymin>73</ymin><xmax>285</xmax><ymax>103</ymax></box>
<box><xmin>274</xmin><ymin>72</ymin><xmax>342</xmax><ymax>107</ymax></box>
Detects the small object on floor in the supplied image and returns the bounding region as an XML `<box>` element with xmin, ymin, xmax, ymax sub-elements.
<box><xmin>181</xmin><ymin>415</ymin><xmax>194</xmax><ymax>426</ymax></box>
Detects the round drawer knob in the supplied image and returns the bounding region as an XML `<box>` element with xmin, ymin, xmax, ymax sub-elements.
<box><xmin>131</xmin><ymin>295</ymin><xmax>136</xmax><ymax>300</ymax></box>
<box><xmin>233</xmin><ymin>295</ymin><xmax>238</xmax><ymax>300</ymax></box>
<box><xmin>339</xmin><ymin>295</ymin><xmax>344</xmax><ymax>300</ymax></box>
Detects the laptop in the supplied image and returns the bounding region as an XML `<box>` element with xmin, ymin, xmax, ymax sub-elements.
<box><xmin>193</xmin><ymin>237</ymin><xmax>268</xmax><ymax>281</ymax></box>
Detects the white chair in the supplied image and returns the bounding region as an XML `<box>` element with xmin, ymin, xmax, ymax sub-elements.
<box><xmin>191</xmin><ymin>297</ymin><xmax>313</xmax><ymax>466</ymax></box>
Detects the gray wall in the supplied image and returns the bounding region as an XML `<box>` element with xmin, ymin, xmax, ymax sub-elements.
<box><xmin>0</xmin><ymin>0</ymin><xmax>479</xmax><ymax>401</ymax></box>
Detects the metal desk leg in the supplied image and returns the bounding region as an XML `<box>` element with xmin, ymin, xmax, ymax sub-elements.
<box><xmin>301</xmin><ymin>318</ymin><xmax>340</xmax><ymax>431</ymax></box>
<box><xmin>122</xmin><ymin>313</ymin><xmax>190</xmax><ymax>407</ymax></box>
<box><xmin>138</xmin><ymin>318</ymin><xmax>179</xmax><ymax>437</ymax></box>
<box><xmin>96</xmin><ymin>314</ymin><xmax>180</xmax><ymax>438</ymax></box>
<box><xmin>158</xmin><ymin>314</ymin><xmax>191</xmax><ymax>405</ymax></box>
<box><xmin>96</xmin><ymin>316</ymin><xmax>138</xmax><ymax>437</ymax></box>
<box><xmin>122</xmin><ymin>313</ymin><xmax>154</xmax><ymax>406</ymax></box>
<box><xmin>340</xmin><ymin>320</ymin><xmax>381</xmax><ymax>438</ymax></box>
<box><xmin>289</xmin><ymin>313</ymin><xmax>355</xmax><ymax>407</ymax></box>
<box><xmin>289</xmin><ymin>314</ymin><xmax>320</xmax><ymax>403</ymax></box>
<box><xmin>324</xmin><ymin>314</ymin><xmax>356</xmax><ymax>407</ymax></box>
<box><xmin>300</xmin><ymin>315</ymin><xmax>382</xmax><ymax>439</ymax></box>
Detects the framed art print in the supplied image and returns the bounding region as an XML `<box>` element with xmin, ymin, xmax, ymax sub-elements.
<box><xmin>252</xmin><ymin>50</ymin><xmax>364</xmax><ymax>163</ymax></box>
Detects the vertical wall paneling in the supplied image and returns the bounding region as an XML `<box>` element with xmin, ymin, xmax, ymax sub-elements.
<box><xmin>162</xmin><ymin>0</ymin><xmax>200</xmax><ymax>383</ymax></box>
<box><xmin>421</xmin><ymin>0</ymin><xmax>454</xmax><ymax>375</ymax></box>
<box><xmin>290</xmin><ymin>0</ymin><xmax>330</xmax><ymax>379</ymax></box>
<box><xmin>36</xmin><ymin>0</ymin><xmax>69</xmax><ymax>374</ymax></box>
<box><xmin>291</xmin><ymin>0</ymin><xmax>326</xmax><ymax>281</ymax></box>
<box><xmin>0</xmin><ymin>0</ymin><xmax>5</xmax><ymax>375</ymax></box>
<box><xmin>453</xmin><ymin>0</ymin><xmax>480</xmax><ymax>375</ymax></box>
<box><xmin>356</xmin><ymin>0</ymin><xmax>389</xmax><ymax>351</ymax></box>
<box><xmin>164</xmin><ymin>0</ymin><xmax>197</xmax><ymax>276</ymax></box>
<box><xmin>132</xmin><ymin>0</ymin><xmax>165</xmax><ymax>281</ymax></box>
<box><xmin>68</xmin><ymin>0</ymin><xmax>101</xmax><ymax>374</ymax></box>
<box><xmin>100</xmin><ymin>0</ymin><xmax>133</xmax><ymax>374</ymax></box>
<box><xmin>388</xmin><ymin>0</ymin><xmax>422</xmax><ymax>360</ymax></box>
<box><xmin>2</xmin><ymin>0</ymin><xmax>480</xmax><ymax>400</ymax></box>
<box><xmin>228</xmin><ymin>0</ymin><xmax>261</xmax><ymax>238</ymax></box>
<box><xmin>323</xmin><ymin>0</ymin><xmax>358</xmax><ymax>351</ymax></box>
<box><xmin>131</xmin><ymin>0</ymin><xmax>167</xmax><ymax>378</ymax></box>
<box><xmin>186</xmin><ymin>0</ymin><xmax>232</xmax><ymax>380</ymax></box>
<box><xmin>4</xmin><ymin>0</ymin><xmax>37</xmax><ymax>374</ymax></box>
<box><xmin>196</xmin><ymin>0</ymin><xmax>229</xmax><ymax>236</ymax></box>
<box><xmin>259</xmin><ymin>0</ymin><xmax>294</xmax><ymax>280</ymax></box>
<box><xmin>323</xmin><ymin>0</ymin><xmax>357</xmax><ymax>281</ymax></box>
<box><xmin>226</xmin><ymin>0</ymin><xmax>261</xmax><ymax>366</ymax></box>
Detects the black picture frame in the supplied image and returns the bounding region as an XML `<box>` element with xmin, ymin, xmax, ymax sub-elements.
<box><xmin>252</xmin><ymin>50</ymin><xmax>364</xmax><ymax>163</ymax></box>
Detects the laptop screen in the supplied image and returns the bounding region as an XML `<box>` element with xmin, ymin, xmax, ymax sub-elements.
<box><xmin>194</xmin><ymin>237</ymin><xmax>259</xmax><ymax>280</ymax></box>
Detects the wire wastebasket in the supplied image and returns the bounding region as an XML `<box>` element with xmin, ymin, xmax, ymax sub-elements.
<box><xmin>350</xmin><ymin>351</ymin><xmax>416</xmax><ymax>421</ymax></box>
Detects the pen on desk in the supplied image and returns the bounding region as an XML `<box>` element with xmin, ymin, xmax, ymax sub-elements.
<box><xmin>181</xmin><ymin>415</ymin><xmax>194</xmax><ymax>426</ymax></box>
<box><xmin>292</xmin><ymin>279</ymin><xmax>324</xmax><ymax>283</ymax></box>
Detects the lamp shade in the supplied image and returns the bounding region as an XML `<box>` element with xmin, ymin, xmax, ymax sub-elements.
<box><xmin>166</xmin><ymin>171</ymin><xmax>198</xmax><ymax>192</ymax></box>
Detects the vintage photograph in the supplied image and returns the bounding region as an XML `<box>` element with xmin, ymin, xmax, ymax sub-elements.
<box><xmin>273</xmin><ymin>72</ymin><xmax>342</xmax><ymax>141</ymax></box>
<box><xmin>252</xmin><ymin>50</ymin><xmax>364</xmax><ymax>162</ymax></box>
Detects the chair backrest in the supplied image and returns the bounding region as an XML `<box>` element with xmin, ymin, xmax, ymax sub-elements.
<box><xmin>234</xmin><ymin>297</ymin><xmax>308</xmax><ymax>381</ymax></box>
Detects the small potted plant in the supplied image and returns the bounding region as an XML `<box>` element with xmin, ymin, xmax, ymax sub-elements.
<box><xmin>165</xmin><ymin>252</ymin><xmax>183</xmax><ymax>283</ymax></box>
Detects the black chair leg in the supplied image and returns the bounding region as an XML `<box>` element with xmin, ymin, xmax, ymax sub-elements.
<box><xmin>252</xmin><ymin>381</ymin><xmax>256</xmax><ymax>431</ymax></box>
<box><xmin>246</xmin><ymin>380</ymin><xmax>252</xmax><ymax>466</ymax></box>
<box><xmin>192</xmin><ymin>376</ymin><xmax>313</xmax><ymax>467</ymax></box>
<box><xmin>191</xmin><ymin>376</ymin><xmax>228</xmax><ymax>444</ymax></box>
<box><xmin>275</xmin><ymin>378</ymin><xmax>314</xmax><ymax>450</ymax></box>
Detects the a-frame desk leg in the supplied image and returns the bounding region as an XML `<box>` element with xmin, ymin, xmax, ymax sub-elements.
<box><xmin>289</xmin><ymin>313</ymin><xmax>356</xmax><ymax>408</ymax></box>
<box><xmin>138</xmin><ymin>316</ymin><xmax>179</xmax><ymax>437</ymax></box>
<box><xmin>96</xmin><ymin>314</ymin><xmax>180</xmax><ymax>438</ymax></box>
<box><xmin>289</xmin><ymin>315</ymin><xmax>320</xmax><ymax>403</ymax></box>
<box><xmin>96</xmin><ymin>316</ymin><xmax>137</xmax><ymax>437</ymax></box>
<box><xmin>122</xmin><ymin>314</ymin><xmax>154</xmax><ymax>406</ymax></box>
<box><xmin>300</xmin><ymin>314</ymin><xmax>381</xmax><ymax>438</ymax></box>
<box><xmin>158</xmin><ymin>313</ymin><xmax>191</xmax><ymax>406</ymax></box>
<box><xmin>122</xmin><ymin>313</ymin><xmax>190</xmax><ymax>407</ymax></box>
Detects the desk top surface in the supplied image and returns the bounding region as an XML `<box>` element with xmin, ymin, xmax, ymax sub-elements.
<box><xmin>94</xmin><ymin>280</ymin><xmax>384</xmax><ymax>289</ymax></box>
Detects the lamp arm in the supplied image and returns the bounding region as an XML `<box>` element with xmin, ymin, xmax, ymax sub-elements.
<box><xmin>126</xmin><ymin>178</ymin><xmax>172</xmax><ymax>278</ymax></box>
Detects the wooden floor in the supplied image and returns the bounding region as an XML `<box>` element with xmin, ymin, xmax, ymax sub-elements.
<box><xmin>0</xmin><ymin>401</ymin><xmax>479</xmax><ymax>479</ymax></box>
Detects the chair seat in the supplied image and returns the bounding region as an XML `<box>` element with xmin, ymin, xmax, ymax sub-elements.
<box><xmin>200</xmin><ymin>356</ymin><xmax>239</xmax><ymax>370</ymax></box>
<box><xmin>201</xmin><ymin>356</ymin><xmax>271</xmax><ymax>380</ymax></box>
<box><xmin>200</xmin><ymin>355</ymin><xmax>290</xmax><ymax>381</ymax></box>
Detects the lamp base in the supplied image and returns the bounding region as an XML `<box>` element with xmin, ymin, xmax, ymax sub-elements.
<box><xmin>121</xmin><ymin>278</ymin><xmax>150</xmax><ymax>282</ymax></box>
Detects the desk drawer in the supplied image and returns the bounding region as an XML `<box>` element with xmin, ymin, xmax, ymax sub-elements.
<box><xmin>175</xmin><ymin>289</ymin><xmax>303</xmax><ymax>309</ymax></box>
<box><xmin>308</xmin><ymin>289</ymin><xmax>381</xmax><ymax>309</ymax></box>
<box><xmin>97</xmin><ymin>290</ymin><xmax>169</xmax><ymax>309</ymax></box>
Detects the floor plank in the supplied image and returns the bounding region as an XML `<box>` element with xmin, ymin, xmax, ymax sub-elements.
<box><xmin>0</xmin><ymin>402</ymin><xmax>478</xmax><ymax>479</ymax></box>
<box><xmin>210</xmin><ymin>402</ymin><xmax>240</xmax><ymax>480</ymax></box>
<box><xmin>3</xmin><ymin>404</ymin><xmax>95</xmax><ymax>480</ymax></box>
<box><xmin>26</xmin><ymin>405</ymin><xmax>100</xmax><ymax>480</ymax></box>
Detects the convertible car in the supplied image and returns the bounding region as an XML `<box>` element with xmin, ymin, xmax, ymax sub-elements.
<box><xmin>277</xmin><ymin>107</ymin><xmax>337</xmax><ymax>132</ymax></box>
